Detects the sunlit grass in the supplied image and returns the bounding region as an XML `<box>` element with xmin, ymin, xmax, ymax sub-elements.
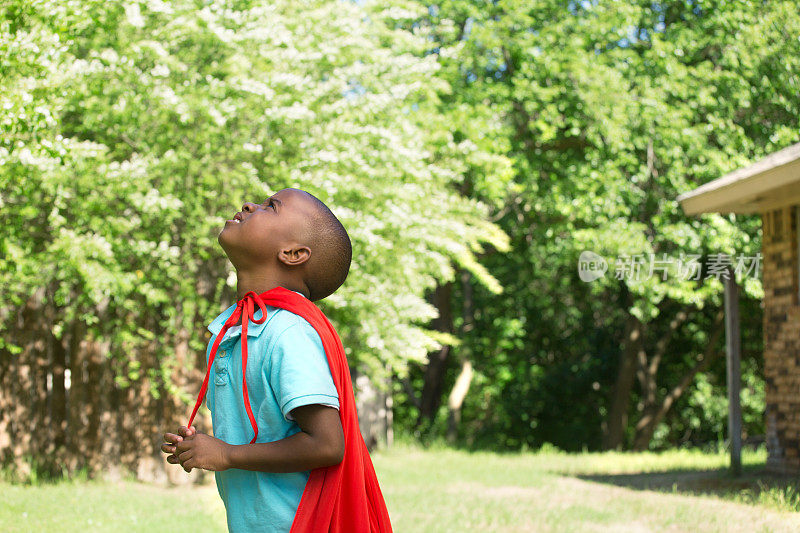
<box><xmin>0</xmin><ymin>475</ymin><xmax>227</xmax><ymax>532</ymax></box>
<box><xmin>2</xmin><ymin>444</ymin><xmax>798</xmax><ymax>533</ymax></box>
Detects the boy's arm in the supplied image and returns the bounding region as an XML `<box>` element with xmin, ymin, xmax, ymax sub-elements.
<box><xmin>174</xmin><ymin>404</ymin><xmax>344</xmax><ymax>473</ymax></box>
<box><xmin>228</xmin><ymin>404</ymin><xmax>344</xmax><ymax>472</ymax></box>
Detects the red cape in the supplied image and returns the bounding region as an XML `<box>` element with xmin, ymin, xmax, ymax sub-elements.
<box><xmin>188</xmin><ymin>287</ymin><xmax>393</xmax><ymax>533</ymax></box>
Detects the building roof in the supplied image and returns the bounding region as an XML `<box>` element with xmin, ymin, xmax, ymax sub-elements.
<box><xmin>677</xmin><ymin>142</ymin><xmax>800</xmax><ymax>215</ymax></box>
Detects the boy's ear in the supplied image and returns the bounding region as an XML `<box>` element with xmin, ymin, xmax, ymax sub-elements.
<box><xmin>278</xmin><ymin>245</ymin><xmax>311</xmax><ymax>267</ymax></box>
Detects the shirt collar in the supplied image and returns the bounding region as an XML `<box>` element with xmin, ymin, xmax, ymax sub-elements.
<box><xmin>207</xmin><ymin>289</ymin><xmax>307</xmax><ymax>337</ymax></box>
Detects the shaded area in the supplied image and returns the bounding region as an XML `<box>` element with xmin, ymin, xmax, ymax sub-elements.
<box><xmin>576</xmin><ymin>464</ymin><xmax>800</xmax><ymax>510</ymax></box>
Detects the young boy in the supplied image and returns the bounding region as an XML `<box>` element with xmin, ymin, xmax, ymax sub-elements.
<box><xmin>161</xmin><ymin>188</ymin><xmax>391</xmax><ymax>532</ymax></box>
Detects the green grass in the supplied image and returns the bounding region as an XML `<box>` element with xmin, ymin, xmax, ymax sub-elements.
<box><xmin>0</xmin><ymin>474</ymin><xmax>227</xmax><ymax>532</ymax></box>
<box><xmin>2</xmin><ymin>445</ymin><xmax>800</xmax><ymax>532</ymax></box>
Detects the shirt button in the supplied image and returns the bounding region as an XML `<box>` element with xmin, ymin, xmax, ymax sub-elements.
<box><xmin>220</xmin><ymin>350</ymin><xmax>227</xmax><ymax>358</ymax></box>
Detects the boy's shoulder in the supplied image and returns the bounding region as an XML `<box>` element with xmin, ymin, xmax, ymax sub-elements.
<box><xmin>263</xmin><ymin>305</ymin><xmax>319</xmax><ymax>342</ymax></box>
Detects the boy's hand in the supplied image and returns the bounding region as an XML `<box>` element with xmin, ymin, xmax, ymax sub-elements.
<box><xmin>174</xmin><ymin>431</ymin><xmax>232</xmax><ymax>473</ymax></box>
<box><xmin>161</xmin><ymin>425</ymin><xmax>197</xmax><ymax>466</ymax></box>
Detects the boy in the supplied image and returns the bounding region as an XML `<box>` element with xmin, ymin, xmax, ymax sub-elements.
<box><xmin>161</xmin><ymin>188</ymin><xmax>392</xmax><ymax>532</ymax></box>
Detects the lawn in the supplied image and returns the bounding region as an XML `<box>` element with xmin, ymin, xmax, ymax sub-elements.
<box><xmin>2</xmin><ymin>444</ymin><xmax>800</xmax><ymax>532</ymax></box>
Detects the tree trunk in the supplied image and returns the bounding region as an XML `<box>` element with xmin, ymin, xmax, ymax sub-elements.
<box><xmin>446</xmin><ymin>360</ymin><xmax>473</xmax><ymax>442</ymax></box>
<box><xmin>603</xmin><ymin>286</ymin><xmax>644</xmax><ymax>450</ymax></box>
<box><xmin>66</xmin><ymin>319</ymin><xmax>85</xmax><ymax>473</ymax></box>
<box><xmin>9</xmin><ymin>287</ymin><xmax>47</xmax><ymax>476</ymax></box>
<box><xmin>84</xmin><ymin>336</ymin><xmax>107</xmax><ymax>475</ymax></box>
<box><xmin>0</xmin><ymin>322</ymin><xmax>10</xmax><ymax>466</ymax></box>
<box><xmin>446</xmin><ymin>271</ymin><xmax>476</xmax><ymax>442</ymax></box>
<box><xmin>417</xmin><ymin>282</ymin><xmax>453</xmax><ymax>426</ymax></box>
<box><xmin>50</xmin><ymin>318</ymin><xmax>68</xmax><ymax>471</ymax></box>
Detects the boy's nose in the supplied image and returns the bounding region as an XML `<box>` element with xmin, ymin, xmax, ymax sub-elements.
<box><xmin>242</xmin><ymin>202</ymin><xmax>259</xmax><ymax>213</ymax></box>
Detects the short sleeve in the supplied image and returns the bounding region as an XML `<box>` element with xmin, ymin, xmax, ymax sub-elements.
<box><xmin>268</xmin><ymin>320</ymin><xmax>340</xmax><ymax>421</ymax></box>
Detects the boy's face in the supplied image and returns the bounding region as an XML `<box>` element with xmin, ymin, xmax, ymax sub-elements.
<box><xmin>218</xmin><ymin>188</ymin><xmax>313</xmax><ymax>269</ymax></box>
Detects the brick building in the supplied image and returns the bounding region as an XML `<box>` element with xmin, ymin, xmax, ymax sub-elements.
<box><xmin>678</xmin><ymin>142</ymin><xmax>800</xmax><ymax>473</ymax></box>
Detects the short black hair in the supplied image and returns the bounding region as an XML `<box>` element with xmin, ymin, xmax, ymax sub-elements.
<box><xmin>301</xmin><ymin>192</ymin><xmax>352</xmax><ymax>301</ymax></box>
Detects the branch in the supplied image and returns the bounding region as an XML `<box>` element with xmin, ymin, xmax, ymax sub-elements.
<box><xmin>648</xmin><ymin>305</ymin><xmax>693</xmax><ymax>377</ymax></box>
<box><xmin>635</xmin><ymin>309</ymin><xmax>725</xmax><ymax>432</ymax></box>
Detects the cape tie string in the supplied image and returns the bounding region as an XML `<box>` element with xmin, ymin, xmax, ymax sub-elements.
<box><xmin>187</xmin><ymin>291</ymin><xmax>268</xmax><ymax>444</ymax></box>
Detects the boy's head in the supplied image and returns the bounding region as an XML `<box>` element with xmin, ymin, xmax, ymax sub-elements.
<box><xmin>218</xmin><ymin>188</ymin><xmax>352</xmax><ymax>301</ymax></box>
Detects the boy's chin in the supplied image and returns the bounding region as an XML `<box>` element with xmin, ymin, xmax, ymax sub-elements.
<box><xmin>217</xmin><ymin>229</ymin><xmax>238</xmax><ymax>255</ymax></box>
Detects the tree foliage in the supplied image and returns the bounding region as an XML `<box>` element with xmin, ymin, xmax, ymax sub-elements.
<box><xmin>395</xmin><ymin>0</ymin><xmax>799</xmax><ymax>450</ymax></box>
<box><xmin>1</xmin><ymin>0</ymin><xmax>508</xmax><ymax>399</ymax></box>
<box><xmin>3</xmin><ymin>0</ymin><xmax>798</xmax><ymax>462</ymax></box>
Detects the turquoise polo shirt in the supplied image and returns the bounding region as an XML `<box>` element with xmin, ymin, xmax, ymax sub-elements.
<box><xmin>205</xmin><ymin>291</ymin><xmax>340</xmax><ymax>533</ymax></box>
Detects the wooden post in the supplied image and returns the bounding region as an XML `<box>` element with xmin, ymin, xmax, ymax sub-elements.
<box><xmin>724</xmin><ymin>264</ymin><xmax>742</xmax><ymax>476</ymax></box>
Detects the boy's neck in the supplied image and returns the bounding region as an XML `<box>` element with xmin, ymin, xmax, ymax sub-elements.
<box><xmin>235</xmin><ymin>270</ymin><xmax>309</xmax><ymax>300</ymax></box>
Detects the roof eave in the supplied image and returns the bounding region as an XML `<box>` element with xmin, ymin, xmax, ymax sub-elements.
<box><xmin>677</xmin><ymin>142</ymin><xmax>800</xmax><ymax>215</ymax></box>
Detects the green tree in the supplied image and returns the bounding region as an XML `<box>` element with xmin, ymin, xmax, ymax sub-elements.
<box><xmin>398</xmin><ymin>0</ymin><xmax>797</xmax><ymax>450</ymax></box>
<box><xmin>0</xmin><ymin>0</ymin><xmax>507</xmax><ymax>476</ymax></box>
